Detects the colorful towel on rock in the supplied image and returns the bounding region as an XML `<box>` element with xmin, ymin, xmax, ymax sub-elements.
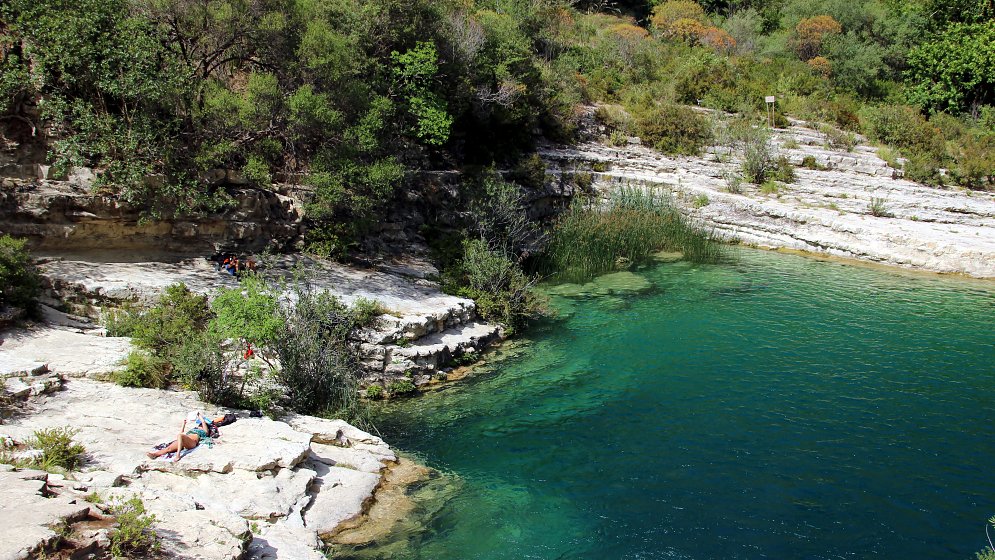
<box><xmin>154</xmin><ymin>445</ymin><xmax>199</xmax><ymax>461</ymax></box>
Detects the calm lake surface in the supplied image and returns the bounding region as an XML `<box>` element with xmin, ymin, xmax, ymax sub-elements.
<box><xmin>369</xmin><ymin>248</ymin><xmax>995</xmax><ymax>559</ymax></box>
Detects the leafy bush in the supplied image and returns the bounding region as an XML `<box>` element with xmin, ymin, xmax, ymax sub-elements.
<box><xmin>113</xmin><ymin>283</ymin><xmax>212</xmax><ymax>389</ymax></box>
<box><xmin>860</xmin><ymin>105</ymin><xmax>945</xmax><ymax>158</ymax></box>
<box><xmin>773</xmin><ymin>156</ymin><xmax>796</xmax><ymax>183</ymax></box>
<box><xmin>102</xmin><ymin>304</ymin><xmax>141</xmax><ymax>337</ymax></box>
<box><xmin>171</xmin><ymin>331</ymin><xmax>242</xmax><ymax>407</ymax></box>
<box><xmin>633</xmin><ymin>103</ymin><xmax>714</xmax><ymax>156</ymax></box>
<box><xmin>210</xmin><ymin>275</ymin><xmax>282</xmax><ymax>348</ymax></box>
<box><xmin>0</xmin><ymin>235</ymin><xmax>40</xmax><ymax>313</ymax></box>
<box><xmin>272</xmin><ymin>281</ymin><xmax>359</xmax><ymax>415</ymax></box>
<box><xmin>349</xmin><ymin>298</ymin><xmax>389</xmax><ymax>329</ymax></box>
<box><xmin>821</xmin><ymin>125</ymin><xmax>858</xmax><ymax>151</ymax></box>
<box><xmin>30</xmin><ymin>427</ymin><xmax>86</xmax><ymax>472</ymax></box>
<box><xmin>387</xmin><ymin>379</ymin><xmax>417</xmax><ymax>396</ymax></box>
<box><xmin>109</xmin><ymin>497</ymin><xmax>160</xmax><ymax>559</ymax></box>
<box><xmin>508</xmin><ymin>153</ymin><xmax>547</xmax><ymax>190</ymax></box>
<box><xmin>467</xmin><ymin>173</ymin><xmax>540</xmax><ymax>259</ymax></box>
<box><xmin>740</xmin><ymin>126</ymin><xmax>779</xmax><ymax>184</ymax></box>
<box><xmin>114</xmin><ymin>350</ymin><xmax>170</xmax><ymax>390</ymax></box>
<box><xmin>447</xmin><ymin>239</ymin><xmax>547</xmax><ymax>333</ymax></box>
<box><xmin>129</xmin><ymin>284</ymin><xmax>212</xmax><ymax>358</ymax></box>
<box><xmin>951</xmin><ymin>132</ymin><xmax>995</xmax><ymax>189</ymax></box>
<box><xmin>801</xmin><ymin>155</ymin><xmax>823</xmax><ymax>169</ymax></box>
<box><xmin>365</xmin><ymin>384</ymin><xmax>385</xmax><ymax>400</ymax></box>
<box><xmin>595</xmin><ymin>104</ymin><xmax>636</xmax><ymax>137</ymax></box>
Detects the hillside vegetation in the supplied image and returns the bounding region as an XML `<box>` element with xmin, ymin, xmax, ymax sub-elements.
<box><xmin>1</xmin><ymin>0</ymin><xmax>994</xmax><ymax>329</ymax></box>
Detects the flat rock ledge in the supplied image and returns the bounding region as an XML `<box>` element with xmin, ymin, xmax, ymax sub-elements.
<box><xmin>0</xmin><ymin>379</ymin><xmax>426</xmax><ymax>560</ymax></box>
<box><xmin>34</xmin><ymin>253</ymin><xmax>503</xmax><ymax>384</ymax></box>
<box><xmin>541</xmin><ymin>118</ymin><xmax>995</xmax><ymax>278</ymax></box>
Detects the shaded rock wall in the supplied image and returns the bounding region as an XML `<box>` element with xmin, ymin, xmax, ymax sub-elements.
<box><xmin>0</xmin><ymin>180</ymin><xmax>303</xmax><ymax>254</ymax></box>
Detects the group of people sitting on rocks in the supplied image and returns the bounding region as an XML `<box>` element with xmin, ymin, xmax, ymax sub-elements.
<box><xmin>215</xmin><ymin>254</ymin><xmax>258</xmax><ymax>276</ymax></box>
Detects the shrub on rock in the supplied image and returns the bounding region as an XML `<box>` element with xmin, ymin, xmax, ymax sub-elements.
<box><xmin>634</xmin><ymin>103</ymin><xmax>713</xmax><ymax>156</ymax></box>
<box><xmin>0</xmin><ymin>234</ymin><xmax>40</xmax><ymax>314</ymax></box>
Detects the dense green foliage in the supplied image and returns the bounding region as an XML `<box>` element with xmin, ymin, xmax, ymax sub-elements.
<box><xmin>270</xmin><ymin>280</ymin><xmax>360</xmax><ymax>415</ymax></box>
<box><xmin>0</xmin><ymin>235</ymin><xmax>40</xmax><ymax>313</ymax></box>
<box><xmin>446</xmin><ymin>238</ymin><xmax>549</xmax><ymax>333</ymax></box>
<box><xmin>106</xmin><ymin>278</ymin><xmax>368</xmax><ymax>416</ymax></box>
<box><xmin>444</xmin><ymin>172</ymin><xmax>549</xmax><ymax>333</ymax></box>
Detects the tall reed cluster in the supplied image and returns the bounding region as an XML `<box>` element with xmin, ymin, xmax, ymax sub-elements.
<box><xmin>539</xmin><ymin>186</ymin><xmax>721</xmax><ymax>282</ymax></box>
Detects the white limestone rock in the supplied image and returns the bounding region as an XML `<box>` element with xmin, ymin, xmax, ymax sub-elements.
<box><xmin>153</xmin><ymin>507</ymin><xmax>251</xmax><ymax>560</ymax></box>
<box><xmin>302</xmin><ymin>462</ymin><xmax>381</xmax><ymax>537</ymax></box>
<box><xmin>0</xmin><ymin>470</ymin><xmax>92</xmax><ymax>560</ymax></box>
<box><xmin>247</xmin><ymin>523</ymin><xmax>326</xmax><ymax>560</ymax></box>
<box><xmin>0</xmin><ymin>328</ymin><xmax>130</xmax><ymax>379</ymax></box>
<box><xmin>309</xmin><ymin>443</ymin><xmax>387</xmax><ymax>474</ymax></box>
<box><xmin>137</xmin><ymin>468</ymin><xmax>315</xmax><ymax>520</ymax></box>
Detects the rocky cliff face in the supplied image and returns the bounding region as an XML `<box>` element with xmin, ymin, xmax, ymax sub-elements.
<box><xmin>540</xmin><ymin>117</ymin><xmax>995</xmax><ymax>278</ymax></box>
<box><xmin>0</xmin><ymin>179</ymin><xmax>303</xmax><ymax>254</ymax></box>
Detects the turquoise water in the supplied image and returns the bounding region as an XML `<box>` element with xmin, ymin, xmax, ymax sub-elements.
<box><xmin>372</xmin><ymin>248</ymin><xmax>995</xmax><ymax>559</ymax></box>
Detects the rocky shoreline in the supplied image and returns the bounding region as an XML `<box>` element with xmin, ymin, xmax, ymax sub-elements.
<box><xmin>541</xmin><ymin>118</ymin><xmax>995</xmax><ymax>279</ymax></box>
<box><xmin>0</xmin><ymin>371</ymin><xmax>430</xmax><ymax>560</ymax></box>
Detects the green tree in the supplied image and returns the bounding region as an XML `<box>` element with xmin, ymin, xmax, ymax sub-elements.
<box><xmin>0</xmin><ymin>235</ymin><xmax>40</xmax><ymax>313</ymax></box>
<box><xmin>391</xmin><ymin>41</ymin><xmax>453</xmax><ymax>146</ymax></box>
<box><xmin>907</xmin><ymin>22</ymin><xmax>995</xmax><ymax>114</ymax></box>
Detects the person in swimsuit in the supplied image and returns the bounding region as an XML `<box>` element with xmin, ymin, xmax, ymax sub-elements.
<box><xmin>146</xmin><ymin>411</ymin><xmax>212</xmax><ymax>463</ymax></box>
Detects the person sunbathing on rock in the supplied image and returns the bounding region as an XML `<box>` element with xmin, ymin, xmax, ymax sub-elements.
<box><xmin>146</xmin><ymin>411</ymin><xmax>213</xmax><ymax>463</ymax></box>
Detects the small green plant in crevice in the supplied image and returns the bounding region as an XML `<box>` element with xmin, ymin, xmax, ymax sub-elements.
<box><xmin>32</xmin><ymin>427</ymin><xmax>87</xmax><ymax>472</ymax></box>
<box><xmin>869</xmin><ymin>197</ymin><xmax>892</xmax><ymax>217</ymax></box>
<box><xmin>801</xmin><ymin>155</ymin><xmax>825</xmax><ymax>170</ymax></box>
<box><xmin>85</xmin><ymin>491</ymin><xmax>105</xmax><ymax>504</ymax></box>
<box><xmin>451</xmin><ymin>351</ymin><xmax>480</xmax><ymax>367</ymax></box>
<box><xmin>109</xmin><ymin>497</ymin><xmax>161</xmax><ymax>559</ymax></box>
<box><xmin>821</xmin><ymin>125</ymin><xmax>858</xmax><ymax>151</ymax></box>
<box><xmin>349</xmin><ymin>297</ymin><xmax>389</xmax><ymax>330</ymax></box>
<box><xmin>693</xmin><ymin>194</ymin><xmax>710</xmax><ymax>208</ymax></box>
<box><xmin>760</xmin><ymin>181</ymin><xmax>785</xmax><ymax>196</ymax></box>
<box><xmin>1</xmin><ymin>427</ymin><xmax>88</xmax><ymax>472</ymax></box>
<box><xmin>365</xmin><ymin>384</ymin><xmax>385</xmax><ymax>400</ymax></box>
<box><xmin>387</xmin><ymin>379</ymin><xmax>416</xmax><ymax>396</ymax></box>
<box><xmin>782</xmin><ymin>137</ymin><xmax>800</xmax><ymax>150</ymax></box>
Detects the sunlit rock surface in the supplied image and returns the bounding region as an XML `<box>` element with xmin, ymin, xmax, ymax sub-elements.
<box><xmin>0</xmin><ymin>379</ymin><xmax>427</xmax><ymax>559</ymax></box>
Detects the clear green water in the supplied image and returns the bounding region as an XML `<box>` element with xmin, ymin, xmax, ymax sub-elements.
<box><xmin>372</xmin><ymin>248</ymin><xmax>995</xmax><ymax>559</ymax></box>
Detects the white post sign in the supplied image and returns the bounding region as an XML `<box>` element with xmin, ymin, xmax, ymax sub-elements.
<box><xmin>765</xmin><ymin>96</ymin><xmax>776</xmax><ymax>128</ymax></box>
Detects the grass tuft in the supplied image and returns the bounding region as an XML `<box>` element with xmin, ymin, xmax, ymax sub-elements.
<box><xmin>539</xmin><ymin>186</ymin><xmax>721</xmax><ymax>282</ymax></box>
